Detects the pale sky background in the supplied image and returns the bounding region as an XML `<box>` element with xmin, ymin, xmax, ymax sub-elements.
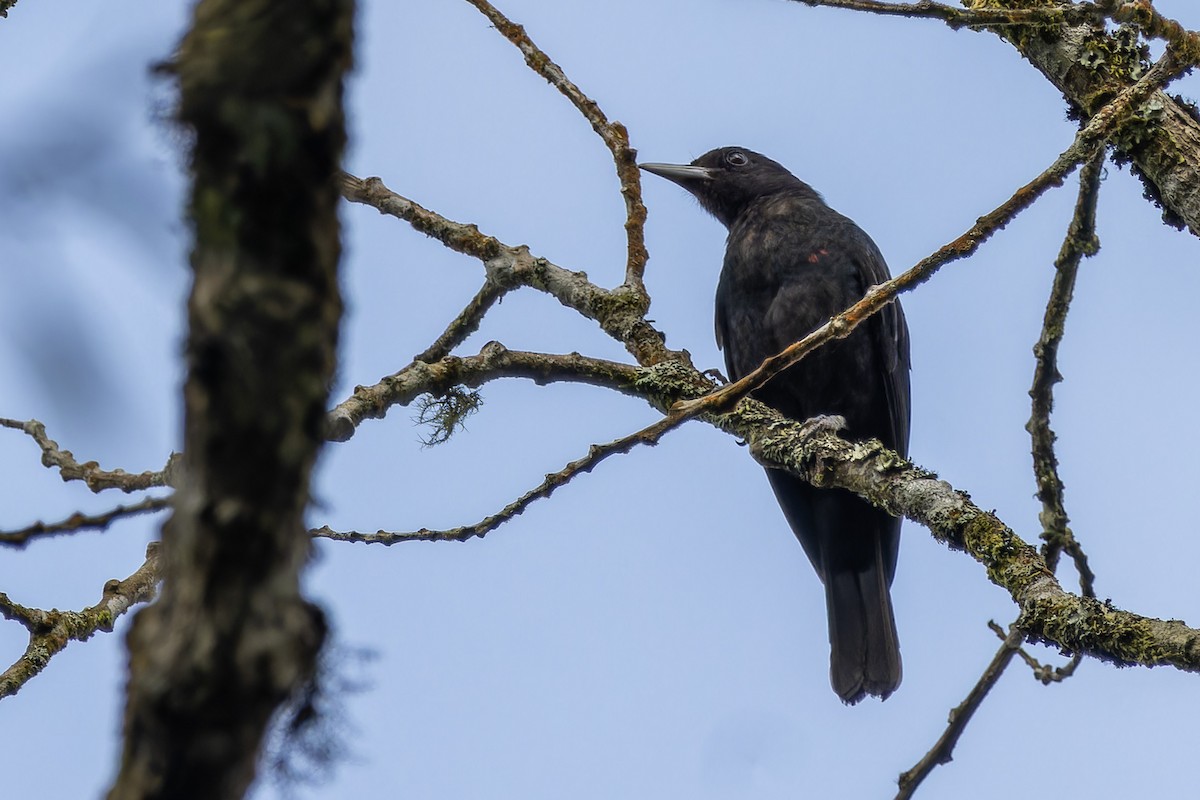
<box><xmin>2</xmin><ymin>1</ymin><xmax>1200</xmax><ymax>798</ymax></box>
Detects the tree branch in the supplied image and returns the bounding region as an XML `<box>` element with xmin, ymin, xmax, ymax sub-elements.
<box><xmin>1106</xmin><ymin>0</ymin><xmax>1200</xmax><ymax>58</ymax></box>
<box><xmin>987</xmin><ymin>619</ymin><xmax>1082</xmax><ymax>683</ymax></box>
<box><xmin>793</xmin><ymin>1</ymin><xmax>1200</xmax><ymax>233</ymax></box>
<box><xmin>1027</xmin><ymin>150</ymin><xmax>1104</xmax><ymax>595</ymax></box>
<box><xmin>326</xmin><ymin>342</ymin><xmax>666</xmax><ymax>442</ymax></box>
<box><xmin>463</xmin><ymin>0</ymin><xmax>649</xmax><ymax>293</ymax></box>
<box><xmin>0</xmin><ymin>417</ymin><xmax>174</xmax><ymax>493</ymax></box>
<box><xmin>0</xmin><ymin>496</ymin><xmax>171</xmax><ymax>548</ymax></box>
<box><xmin>793</xmin><ymin>0</ymin><xmax>1101</xmax><ymax>29</ymax></box>
<box><xmin>971</xmin><ymin>3</ymin><xmax>1200</xmax><ymax>233</ymax></box>
<box><xmin>895</xmin><ymin>622</ymin><xmax>1025</xmax><ymax>799</ymax></box>
<box><xmin>315</xmin><ymin>402</ymin><xmax>696</xmax><ymax>544</ymax></box>
<box><xmin>340</xmin><ymin>172</ymin><xmax>679</xmax><ymax>368</ymax></box>
<box><xmin>0</xmin><ymin>543</ymin><xmax>161</xmax><ymax>701</ymax></box>
<box><xmin>412</xmin><ymin>280</ymin><xmax>510</xmax><ymax>364</ymax></box>
<box><xmin>721</xmin><ymin>398</ymin><xmax>1200</xmax><ymax>672</ymax></box>
<box><xmin>325</xmin><ymin>336</ymin><xmax>1200</xmax><ymax>673</ymax></box>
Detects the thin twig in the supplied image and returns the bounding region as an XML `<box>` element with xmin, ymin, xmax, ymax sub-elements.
<box><xmin>895</xmin><ymin>623</ymin><xmax>1026</xmax><ymax>799</ymax></box>
<box><xmin>0</xmin><ymin>542</ymin><xmax>161</xmax><ymax>700</ymax></box>
<box><xmin>0</xmin><ymin>417</ymin><xmax>173</xmax><ymax>493</ymax></box>
<box><xmin>314</xmin><ymin>410</ymin><xmax>686</xmax><ymax>544</ymax></box>
<box><xmin>464</xmin><ymin>0</ymin><xmax>650</xmax><ymax>294</ymax></box>
<box><xmin>413</xmin><ymin>280</ymin><xmax>509</xmax><ymax>364</ymax></box>
<box><xmin>0</xmin><ymin>496</ymin><xmax>171</xmax><ymax>548</ymax></box>
<box><xmin>987</xmin><ymin>620</ymin><xmax>1082</xmax><ymax>684</ymax></box>
<box><xmin>1027</xmin><ymin>151</ymin><xmax>1104</xmax><ymax>596</ymax></box>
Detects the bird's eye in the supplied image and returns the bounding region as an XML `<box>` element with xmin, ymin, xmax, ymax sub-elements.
<box><xmin>725</xmin><ymin>151</ymin><xmax>749</xmax><ymax>167</ymax></box>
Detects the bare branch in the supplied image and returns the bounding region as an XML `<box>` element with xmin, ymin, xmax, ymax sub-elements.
<box><xmin>988</xmin><ymin>619</ymin><xmax>1083</xmax><ymax>684</ymax></box>
<box><xmin>413</xmin><ymin>280</ymin><xmax>509</xmax><ymax>364</ymax></box>
<box><xmin>1027</xmin><ymin>151</ymin><xmax>1104</xmax><ymax>595</ymax></box>
<box><xmin>326</xmin><ymin>342</ymin><xmax>661</xmax><ymax>442</ymax></box>
<box><xmin>1</xmin><ymin>417</ymin><xmax>173</xmax><ymax>493</ymax></box>
<box><xmin>340</xmin><ymin>172</ymin><xmax>679</xmax><ymax>367</ymax></box>
<box><xmin>0</xmin><ymin>543</ymin><xmax>161</xmax><ymax>701</ymax></box>
<box><xmin>895</xmin><ymin>622</ymin><xmax>1025</xmax><ymax>799</ymax></box>
<box><xmin>0</xmin><ymin>496</ymin><xmax>171</xmax><ymax>548</ymax></box>
<box><xmin>463</xmin><ymin>0</ymin><xmax>649</xmax><ymax>293</ymax></box>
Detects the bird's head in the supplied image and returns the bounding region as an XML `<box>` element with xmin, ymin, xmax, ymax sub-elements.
<box><xmin>639</xmin><ymin>147</ymin><xmax>812</xmax><ymax>227</ymax></box>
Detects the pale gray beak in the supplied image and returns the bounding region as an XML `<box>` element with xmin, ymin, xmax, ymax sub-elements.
<box><xmin>638</xmin><ymin>162</ymin><xmax>714</xmax><ymax>184</ymax></box>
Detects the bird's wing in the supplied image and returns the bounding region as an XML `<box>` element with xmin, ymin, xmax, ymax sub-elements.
<box><xmin>853</xmin><ymin>231</ymin><xmax>911</xmax><ymax>455</ymax></box>
<box><xmin>714</xmin><ymin>301</ymin><xmax>727</xmax><ymax>354</ymax></box>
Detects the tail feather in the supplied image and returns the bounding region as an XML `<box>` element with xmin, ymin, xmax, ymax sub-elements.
<box><xmin>825</xmin><ymin>550</ymin><xmax>901</xmax><ymax>704</ymax></box>
<box><xmin>765</xmin><ymin>472</ymin><xmax>902</xmax><ymax>703</ymax></box>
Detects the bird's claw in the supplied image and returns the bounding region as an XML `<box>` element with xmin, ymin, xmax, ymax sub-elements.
<box><xmin>802</xmin><ymin>414</ymin><xmax>847</xmax><ymax>435</ymax></box>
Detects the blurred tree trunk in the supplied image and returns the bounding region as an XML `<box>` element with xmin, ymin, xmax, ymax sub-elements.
<box><xmin>107</xmin><ymin>2</ymin><xmax>353</xmax><ymax>798</ymax></box>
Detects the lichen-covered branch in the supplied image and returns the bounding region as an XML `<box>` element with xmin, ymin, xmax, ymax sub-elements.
<box><xmin>0</xmin><ymin>543</ymin><xmax>161</xmax><ymax>701</ymax></box>
<box><xmin>794</xmin><ymin>0</ymin><xmax>1100</xmax><ymax>29</ymax></box>
<box><xmin>339</xmin><ymin>172</ymin><xmax>680</xmax><ymax>368</ymax></box>
<box><xmin>323</xmin><ymin>330</ymin><xmax>1200</xmax><ymax>672</ymax></box>
<box><xmin>463</xmin><ymin>0</ymin><xmax>649</xmax><ymax>293</ymax></box>
<box><xmin>0</xmin><ymin>496</ymin><xmax>171</xmax><ymax>548</ymax></box>
<box><xmin>972</xmin><ymin>3</ymin><xmax>1200</xmax><ymax>233</ymax></box>
<box><xmin>1027</xmin><ymin>151</ymin><xmax>1104</xmax><ymax>594</ymax></box>
<box><xmin>721</xmin><ymin>398</ymin><xmax>1200</xmax><ymax>672</ymax></box>
<box><xmin>1104</xmin><ymin>1</ymin><xmax>1200</xmax><ymax>60</ymax></box>
<box><xmin>791</xmin><ymin>1</ymin><xmax>1200</xmax><ymax>234</ymax></box>
<box><xmin>987</xmin><ymin>619</ymin><xmax>1082</xmax><ymax>683</ymax></box>
<box><xmin>0</xmin><ymin>417</ymin><xmax>173</xmax><ymax>493</ymax></box>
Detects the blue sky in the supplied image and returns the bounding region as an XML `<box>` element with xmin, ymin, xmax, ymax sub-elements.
<box><xmin>2</xmin><ymin>1</ymin><xmax>1199</xmax><ymax>797</ymax></box>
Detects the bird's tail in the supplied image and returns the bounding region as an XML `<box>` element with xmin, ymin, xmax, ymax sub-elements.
<box><xmin>825</xmin><ymin>547</ymin><xmax>901</xmax><ymax>705</ymax></box>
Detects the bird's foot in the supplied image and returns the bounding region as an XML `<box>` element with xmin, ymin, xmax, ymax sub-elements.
<box><xmin>802</xmin><ymin>414</ymin><xmax>847</xmax><ymax>435</ymax></box>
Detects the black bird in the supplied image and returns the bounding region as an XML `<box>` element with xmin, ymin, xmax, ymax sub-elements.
<box><xmin>640</xmin><ymin>147</ymin><xmax>910</xmax><ymax>704</ymax></box>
